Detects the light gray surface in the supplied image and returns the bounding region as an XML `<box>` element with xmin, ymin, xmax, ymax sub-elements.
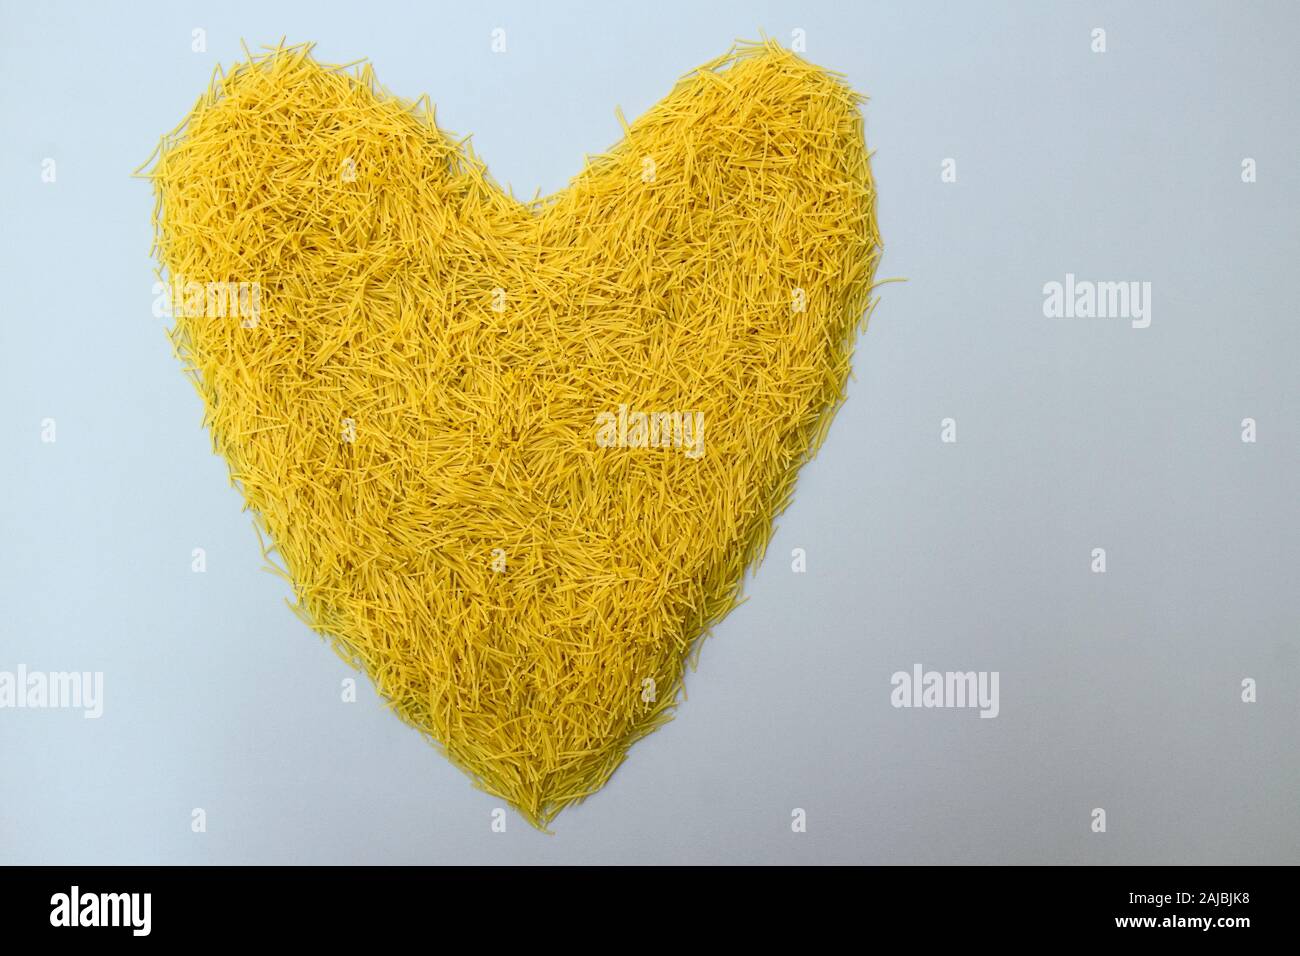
<box><xmin>1</xmin><ymin>0</ymin><xmax>1296</xmax><ymax>864</ymax></box>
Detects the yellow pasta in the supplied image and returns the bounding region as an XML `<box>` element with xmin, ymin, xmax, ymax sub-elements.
<box><xmin>143</xmin><ymin>38</ymin><xmax>882</xmax><ymax>828</ymax></box>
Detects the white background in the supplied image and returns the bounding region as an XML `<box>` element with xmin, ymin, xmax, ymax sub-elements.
<box><xmin>1</xmin><ymin>0</ymin><xmax>1296</xmax><ymax>863</ymax></box>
